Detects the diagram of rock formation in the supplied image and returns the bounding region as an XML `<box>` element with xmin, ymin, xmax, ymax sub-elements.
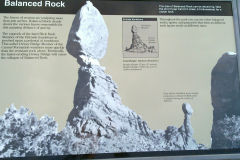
<box><xmin>125</xmin><ymin>25</ymin><xmax>156</xmax><ymax>53</ymax></box>
<box><xmin>122</xmin><ymin>18</ymin><xmax>159</xmax><ymax>58</ymax></box>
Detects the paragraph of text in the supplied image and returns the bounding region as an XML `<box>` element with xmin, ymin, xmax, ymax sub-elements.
<box><xmin>159</xmin><ymin>17</ymin><xmax>225</xmax><ymax>28</ymax></box>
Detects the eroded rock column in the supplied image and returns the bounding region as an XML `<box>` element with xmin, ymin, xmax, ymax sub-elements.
<box><xmin>211</xmin><ymin>52</ymin><xmax>240</xmax><ymax>148</ymax></box>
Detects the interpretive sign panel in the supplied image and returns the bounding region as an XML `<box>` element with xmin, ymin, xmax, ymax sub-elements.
<box><xmin>0</xmin><ymin>0</ymin><xmax>239</xmax><ymax>159</ymax></box>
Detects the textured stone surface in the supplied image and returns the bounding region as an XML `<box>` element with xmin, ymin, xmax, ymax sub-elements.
<box><xmin>0</xmin><ymin>105</ymin><xmax>58</xmax><ymax>157</ymax></box>
<box><xmin>66</xmin><ymin>1</ymin><xmax>108</xmax><ymax>60</ymax></box>
<box><xmin>211</xmin><ymin>52</ymin><xmax>240</xmax><ymax>149</ymax></box>
<box><xmin>213</xmin><ymin>115</ymin><xmax>240</xmax><ymax>149</ymax></box>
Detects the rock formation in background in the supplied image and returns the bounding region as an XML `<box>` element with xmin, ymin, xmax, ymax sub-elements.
<box><xmin>211</xmin><ymin>52</ymin><xmax>240</xmax><ymax>149</ymax></box>
<box><xmin>0</xmin><ymin>1</ymin><xmax>205</xmax><ymax>158</ymax></box>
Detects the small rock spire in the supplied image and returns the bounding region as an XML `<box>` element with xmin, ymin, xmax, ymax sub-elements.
<box><xmin>182</xmin><ymin>103</ymin><xmax>194</xmax><ymax>142</ymax></box>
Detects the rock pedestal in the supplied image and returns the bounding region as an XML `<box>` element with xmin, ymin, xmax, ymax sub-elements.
<box><xmin>65</xmin><ymin>1</ymin><xmax>204</xmax><ymax>152</ymax></box>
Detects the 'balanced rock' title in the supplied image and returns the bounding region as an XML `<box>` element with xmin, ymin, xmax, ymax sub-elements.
<box><xmin>4</xmin><ymin>0</ymin><xmax>65</xmax><ymax>8</ymax></box>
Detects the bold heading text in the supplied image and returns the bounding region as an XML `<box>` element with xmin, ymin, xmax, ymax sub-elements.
<box><xmin>4</xmin><ymin>0</ymin><xmax>65</xmax><ymax>8</ymax></box>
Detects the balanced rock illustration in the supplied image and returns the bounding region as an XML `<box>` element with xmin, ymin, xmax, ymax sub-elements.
<box><xmin>125</xmin><ymin>25</ymin><xmax>156</xmax><ymax>53</ymax></box>
<box><xmin>0</xmin><ymin>1</ymin><xmax>205</xmax><ymax>158</ymax></box>
<box><xmin>65</xmin><ymin>1</ymin><xmax>204</xmax><ymax>152</ymax></box>
<box><xmin>211</xmin><ymin>52</ymin><xmax>240</xmax><ymax>149</ymax></box>
<box><xmin>66</xmin><ymin>1</ymin><xmax>108</xmax><ymax>60</ymax></box>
